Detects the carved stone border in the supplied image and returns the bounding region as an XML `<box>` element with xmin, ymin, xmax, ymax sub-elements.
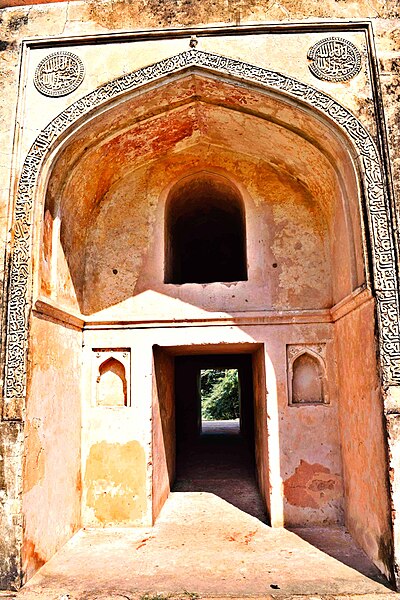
<box><xmin>3</xmin><ymin>48</ymin><xmax>400</xmax><ymax>419</ymax></box>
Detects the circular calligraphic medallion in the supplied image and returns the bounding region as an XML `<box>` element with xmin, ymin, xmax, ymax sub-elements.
<box><xmin>307</xmin><ymin>37</ymin><xmax>362</xmax><ymax>82</ymax></box>
<box><xmin>34</xmin><ymin>51</ymin><xmax>85</xmax><ymax>97</ymax></box>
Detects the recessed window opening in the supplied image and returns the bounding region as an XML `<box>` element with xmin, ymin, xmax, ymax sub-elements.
<box><xmin>200</xmin><ymin>368</ymin><xmax>241</xmax><ymax>435</ymax></box>
<box><xmin>165</xmin><ymin>173</ymin><xmax>247</xmax><ymax>284</ymax></box>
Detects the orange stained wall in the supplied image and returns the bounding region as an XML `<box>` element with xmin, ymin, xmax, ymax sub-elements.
<box><xmin>335</xmin><ymin>299</ymin><xmax>392</xmax><ymax>579</ymax></box>
<box><xmin>22</xmin><ymin>316</ymin><xmax>82</xmax><ymax>583</ymax></box>
<box><xmin>152</xmin><ymin>346</ymin><xmax>176</xmax><ymax>523</ymax></box>
<box><xmin>253</xmin><ymin>347</ymin><xmax>270</xmax><ymax>519</ymax></box>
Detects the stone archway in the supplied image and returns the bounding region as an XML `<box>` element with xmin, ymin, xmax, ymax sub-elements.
<box><xmin>3</xmin><ymin>49</ymin><xmax>400</xmax><ymax>587</ymax></box>
<box><xmin>3</xmin><ymin>49</ymin><xmax>399</xmax><ymax>423</ymax></box>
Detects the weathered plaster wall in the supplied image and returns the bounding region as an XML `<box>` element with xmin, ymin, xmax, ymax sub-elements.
<box><xmin>377</xmin><ymin>39</ymin><xmax>400</xmax><ymax>581</ymax></box>
<box><xmin>81</xmin><ymin>324</ymin><xmax>345</xmax><ymax>529</ymax></box>
<box><xmin>0</xmin><ymin>422</ymin><xmax>23</xmax><ymax>590</ymax></box>
<box><xmin>80</xmin><ymin>143</ymin><xmax>334</xmax><ymax>317</ymax></box>
<box><xmin>0</xmin><ymin>10</ymin><xmax>25</xmax><ymax>587</ymax></box>
<box><xmin>270</xmin><ymin>329</ymin><xmax>344</xmax><ymax>526</ymax></box>
<box><xmin>335</xmin><ymin>299</ymin><xmax>393</xmax><ymax>579</ymax></box>
<box><xmin>39</xmin><ymin>74</ymin><xmax>363</xmax><ymax>322</ymax></box>
<box><xmin>152</xmin><ymin>346</ymin><xmax>175</xmax><ymax>523</ymax></box>
<box><xmin>81</xmin><ymin>332</ymin><xmax>152</xmax><ymax>527</ymax></box>
<box><xmin>0</xmin><ymin>0</ymin><xmax>398</xmax><ymax>29</ymax></box>
<box><xmin>22</xmin><ymin>315</ymin><xmax>82</xmax><ymax>584</ymax></box>
<box><xmin>1</xmin><ymin>0</ymin><xmax>399</xmax><ymax>589</ymax></box>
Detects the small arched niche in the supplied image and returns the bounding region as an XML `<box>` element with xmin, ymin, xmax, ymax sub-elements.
<box><xmin>288</xmin><ymin>348</ymin><xmax>327</xmax><ymax>406</ymax></box>
<box><xmin>165</xmin><ymin>172</ymin><xmax>247</xmax><ymax>284</ymax></box>
<box><xmin>97</xmin><ymin>357</ymin><xmax>127</xmax><ymax>407</ymax></box>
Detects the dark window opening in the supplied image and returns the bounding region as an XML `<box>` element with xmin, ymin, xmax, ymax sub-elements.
<box><xmin>165</xmin><ymin>173</ymin><xmax>247</xmax><ymax>284</ymax></box>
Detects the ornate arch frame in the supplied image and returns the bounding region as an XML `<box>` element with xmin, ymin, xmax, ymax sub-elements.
<box><xmin>3</xmin><ymin>48</ymin><xmax>400</xmax><ymax>420</ymax></box>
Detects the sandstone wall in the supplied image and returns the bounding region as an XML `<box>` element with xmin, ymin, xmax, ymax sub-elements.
<box><xmin>335</xmin><ymin>299</ymin><xmax>393</xmax><ymax>579</ymax></box>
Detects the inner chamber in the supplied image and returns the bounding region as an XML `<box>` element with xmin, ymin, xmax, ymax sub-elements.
<box><xmin>24</xmin><ymin>73</ymin><xmax>392</xmax><ymax>584</ymax></box>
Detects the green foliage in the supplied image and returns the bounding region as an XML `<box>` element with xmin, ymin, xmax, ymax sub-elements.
<box><xmin>200</xmin><ymin>368</ymin><xmax>240</xmax><ymax>420</ymax></box>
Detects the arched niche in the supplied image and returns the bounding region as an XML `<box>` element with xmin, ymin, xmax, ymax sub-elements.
<box><xmin>288</xmin><ymin>349</ymin><xmax>327</xmax><ymax>406</ymax></box>
<box><xmin>96</xmin><ymin>357</ymin><xmax>127</xmax><ymax>407</ymax></box>
<box><xmin>92</xmin><ymin>348</ymin><xmax>131</xmax><ymax>408</ymax></box>
<box><xmin>164</xmin><ymin>172</ymin><xmax>247</xmax><ymax>284</ymax></box>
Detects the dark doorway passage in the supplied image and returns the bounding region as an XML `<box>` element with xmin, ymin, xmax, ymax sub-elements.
<box><xmin>173</xmin><ymin>354</ymin><xmax>268</xmax><ymax>523</ymax></box>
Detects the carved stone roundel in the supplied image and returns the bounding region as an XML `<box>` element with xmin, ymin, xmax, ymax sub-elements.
<box><xmin>34</xmin><ymin>51</ymin><xmax>85</xmax><ymax>97</ymax></box>
<box><xmin>307</xmin><ymin>37</ymin><xmax>362</xmax><ymax>82</ymax></box>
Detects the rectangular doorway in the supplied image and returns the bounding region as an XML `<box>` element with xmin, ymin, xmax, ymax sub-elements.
<box><xmin>173</xmin><ymin>353</ymin><xmax>269</xmax><ymax>523</ymax></box>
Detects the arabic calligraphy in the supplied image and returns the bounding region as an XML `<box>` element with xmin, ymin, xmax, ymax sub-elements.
<box><xmin>307</xmin><ymin>37</ymin><xmax>361</xmax><ymax>82</ymax></box>
<box><xmin>34</xmin><ymin>52</ymin><xmax>85</xmax><ymax>97</ymax></box>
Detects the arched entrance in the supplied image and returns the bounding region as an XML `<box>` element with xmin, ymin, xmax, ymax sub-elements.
<box><xmin>3</xmin><ymin>50</ymin><xmax>399</xmax><ymax>588</ymax></box>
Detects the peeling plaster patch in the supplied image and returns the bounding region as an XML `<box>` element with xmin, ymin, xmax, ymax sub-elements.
<box><xmin>84</xmin><ymin>441</ymin><xmax>146</xmax><ymax>524</ymax></box>
<box><xmin>271</xmin><ymin>201</ymin><xmax>331</xmax><ymax>309</ymax></box>
<box><xmin>284</xmin><ymin>460</ymin><xmax>342</xmax><ymax>509</ymax></box>
<box><xmin>7</xmin><ymin>14</ymin><xmax>28</xmax><ymax>31</ymax></box>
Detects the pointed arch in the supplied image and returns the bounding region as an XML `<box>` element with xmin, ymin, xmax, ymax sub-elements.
<box><xmin>3</xmin><ymin>49</ymin><xmax>399</xmax><ymax>419</ymax></box>
<box><xmin>288</xmin><ymin>348</ymin><xmax>327</xmax><ymax>406</ymax></box>
<box><xmin>96</xmin><ymin>357</ymin><xmax>127</xmax><ymax>407</ymax></box>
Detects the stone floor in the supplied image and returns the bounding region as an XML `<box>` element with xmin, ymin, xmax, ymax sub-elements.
<box><xmin>16</xmin><ymin>492</ymin><xmax>394</xmax><ymax>600</ymax></box>
<box><xmin>174</xmin><ymin>421</ymin><xmax>267</xmax><ymax>521</ymax></box>
<box><xmin>14</xmin><ymin>424</ymin><xmax>396</xmax><ymax>600</ymax></box>
<box><xmin>201</xmin><ymin>420</ymin><xmax>240</xmax><ymax>435</ymax></box>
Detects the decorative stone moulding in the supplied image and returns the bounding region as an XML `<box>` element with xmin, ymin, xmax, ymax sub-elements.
<box><xmin>34</xmin><ymin>51</ymin><xmax>85</xmax><ymax>97</ymax></box>
<box><xmin>92</xmin><ymin>348</ymin><xmax>131</xmax><ymax>408</ymax></box>
<box><xmin>307</xmin><ymin>37</ymin><xmax>362</xmax><ymax>82</ymax></box>
<box><xmin>3</xmin><ymin>48</ymin><xmax>400</xmax><ymax>420</ymax></box>
<box><xmin>287</xmin><ymin>344</ymin><xmax>328</xmax><ymax>406</ymax></box>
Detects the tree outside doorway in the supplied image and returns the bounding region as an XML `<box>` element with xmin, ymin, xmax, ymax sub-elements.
<box><xmin>200</xmin><ymin>368</ymin><xmax>240</xmax><ymax>421</ymax></box>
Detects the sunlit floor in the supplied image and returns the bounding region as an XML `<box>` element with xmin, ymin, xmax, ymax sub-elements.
<box><xmin>17</xmin><ymin>421</ymin><xmax>394</xmax><ymax>599</ymax></box>
<box><xmin>18</xmin><ymin>492</ymin><xmax>393</xmax><ymax>600</ymax></box>
<box><xmin>201</xmin><ymin>419</ymin><xmax>240</xmax><ymax>435</ymax></box>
